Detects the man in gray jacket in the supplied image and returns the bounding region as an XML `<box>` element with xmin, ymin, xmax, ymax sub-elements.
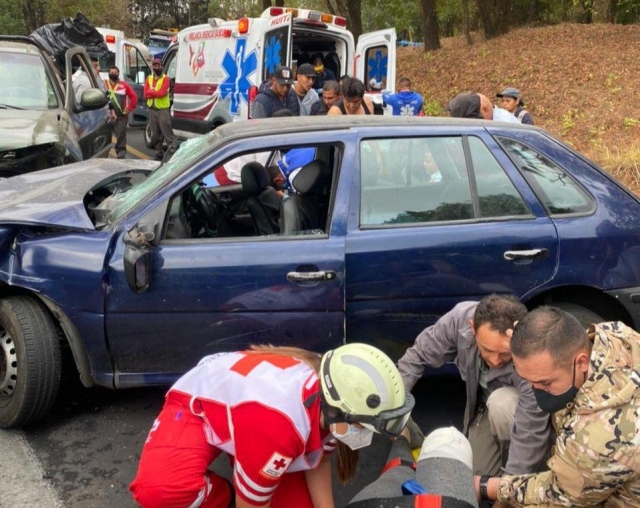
<box><xmin>398</xmin><ymin>294</ymin><xmax>551</xmax><ymax>478</ymax></box>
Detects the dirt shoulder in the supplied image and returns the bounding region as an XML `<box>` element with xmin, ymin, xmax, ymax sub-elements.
<box><xmin>397</xmin><ymin>23</ymin><xmax>640</xmax><ymax>195</ymax></box>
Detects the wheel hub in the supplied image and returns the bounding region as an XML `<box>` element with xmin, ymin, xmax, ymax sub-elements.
<box><xmin>0</xmin><ymin>329</ymin><xmax>17</xmax><ymax>397</ymax></box>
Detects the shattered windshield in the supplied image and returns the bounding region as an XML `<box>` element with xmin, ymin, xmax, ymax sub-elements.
<box><xmin>108</xmin><ymin>132</ymin><xmax>221</xmax><ymax>222</ymax></box>
<box><xmin>0</xmin><ymin>53</ymin><xmax>58</xmax><ymax>110</ymax></box>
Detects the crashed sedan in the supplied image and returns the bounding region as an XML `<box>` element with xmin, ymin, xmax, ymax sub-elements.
<box><xmin>0</xmin><ymin>116</ymin><xmax>639</xmax><ymax>428</ymax></box>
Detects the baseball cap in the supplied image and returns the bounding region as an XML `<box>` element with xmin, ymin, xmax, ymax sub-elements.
<box><xmin>447</xmin><ymin>93</ymin><xmax>482</xmax><ymax>119</ymax></box>
<box><xmin>153</xmin><ymin>58</ymin><xmax>162</xmax><ymax>65</ymax></box>
<box><xmin>496</xmin><ymin>87</ymin><xmax>522</xmax><ymax>100</ymax></box>
<box><xmin>273</xmin><ymin>66</ymin><xmax>294</xmax><ymax>85</ymax></box>
<box><xmin>297</xmin><ymin>63</ymin><xmax>317</xmax><ymax>77</ymax></box>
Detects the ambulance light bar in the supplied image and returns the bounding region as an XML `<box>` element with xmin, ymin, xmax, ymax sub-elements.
<box><xmin>268</xmin><ymin>7</ymin><xmax>347</xmax><ymax>28</ymax></box>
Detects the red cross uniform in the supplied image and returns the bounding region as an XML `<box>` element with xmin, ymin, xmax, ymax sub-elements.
<box><xmin>130</xmin><ymin>351</ymin><xmax>336</xmax><ymax>508</ymax></box>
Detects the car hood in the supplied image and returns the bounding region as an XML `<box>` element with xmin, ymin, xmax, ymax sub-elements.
<box><xmin>0</xmin><ymin>158</ymin><xmax>159</xmax><ymax>230</ymax></box>
<box><xmin>0</xmin><ymin>109</ymin><xmax>60</xmax><ymax>151</ymax></box>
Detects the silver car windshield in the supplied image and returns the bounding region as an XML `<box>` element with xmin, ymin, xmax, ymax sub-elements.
<box><xmin>108</xmin><ymin>132</ymin><xmax>221</xmax><ymax>222</ymax></box>
<box><xmin>0</xmin><ymin>53</ymin><xmax>58</xmax><ymax>110</ymax></box>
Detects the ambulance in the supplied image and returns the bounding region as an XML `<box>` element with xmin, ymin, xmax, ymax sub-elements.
<box><xmin>166</xmin><ymin>7</ymin><xmax>396</xmax><ymax>138</ymax></box>
<box><xmin>97</xmin><ymin>27</ymin><xmax>153</xmax><ymax>127</ymax></box>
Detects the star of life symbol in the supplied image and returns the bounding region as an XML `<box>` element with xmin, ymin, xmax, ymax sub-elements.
<box><xmin>219</xmin><ymin>38</ymin><xmax>258</xmax><ymax>116</ymax></box>
<box><xmin>367</xmin><ymin>49</ymin><xmax>388</xmax><ymax>84</ymax></box>
<box><xmin>259</xmin><ymin>452</ymin><xmax>293</xmax><ymax>479</ymax></box>
<box><xmin>400</xmin><ymin>104</ymin><xmax>415</xmax><ymax>116</ymax></box>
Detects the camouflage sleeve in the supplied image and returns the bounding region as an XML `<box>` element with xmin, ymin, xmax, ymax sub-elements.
<box><xmin>497</xmin><ymin>438</ymin><xmax>636</xmax><ymax>506</ymax></box>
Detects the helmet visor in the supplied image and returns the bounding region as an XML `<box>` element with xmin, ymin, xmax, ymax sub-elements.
<box><xmin>346</xmin><ymin>392</ymin><xmax>415</xmax><ymax>436</ymax></box>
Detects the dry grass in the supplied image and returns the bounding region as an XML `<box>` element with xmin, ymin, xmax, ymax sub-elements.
<box><xmin>397</xmin><ymin>23</ymin><xmax>640</xmax><ymax>196</ymax></box>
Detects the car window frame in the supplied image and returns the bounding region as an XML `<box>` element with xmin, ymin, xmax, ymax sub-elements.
<box><xmin>357</xmin><ymin>134</ymin><xmax>534</xmax><ymax>230</ymax></box>
<box><xmin>495</xmin><ymin>135</ymin><xmax>596</xmax><ymax>219</ymax></box>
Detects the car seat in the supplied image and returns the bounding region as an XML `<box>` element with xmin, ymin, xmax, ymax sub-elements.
<box><xmin>280</xmin><ymin>160</ymin><xmax>331</xmax><ymax>235</ymax></box>
<box><xmin>241</xmin><ymin>162</ymin><xmax>281</xmax><ymax>235</ymax></box>
<box><xmin>324</xmin><ymin>51</ymin><xmax>340</xmax><ymax>79</ymax></box>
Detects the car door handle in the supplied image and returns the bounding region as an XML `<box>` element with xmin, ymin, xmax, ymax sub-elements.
<box><xmin>287</xmin><ymin>270</ymin><xmax>337</xmax><ymax>282</ymax></box>
<box><xmin>503</xmin><ymin>248</ymin><xmax>549</xmax><ymax>261</ymax></box>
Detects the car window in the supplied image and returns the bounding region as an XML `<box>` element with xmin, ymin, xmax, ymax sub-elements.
<box><xmin>0</xmin><ymin>53</ymin><xmax>58</xmax><ymax>110</ymax></box>
<box><xmin>162</xmin><ymin>143</ymin><xmax>341</xmax><ymax>241</ymax></box>
<box><xmin>468</xmin><ymin>137</ymin><xmax>529</xmax><ymax>218</ymax></box>
<box><xmin>124</xmin><ymin>45</ymin><xmax>151</xmax><ymax>85</ymax></box>
<box><xmin>360</xmin><ymin>136</ymin><xmax>528</xmax><ymax>227</ymax></box>
<box><xmin>166</xmin><ymin>53</ymin><xmax>177</xmax><ymax>80</ymax></box>
<box><xmin>499</xmin><ymin>137</ymin><xmax>595</xmax><ymax>215</ymax></box>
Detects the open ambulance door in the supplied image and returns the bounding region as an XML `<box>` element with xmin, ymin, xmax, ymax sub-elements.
<box><xmin>118</xmin><ymin>40</ymin><xmax>152</xmax><ymax>127</ymax></box>
<box><xmin>355</xmin><ymin>28</ymin><xmax>397</xmax><ymax>112</ymax></box>
<box><xmin>255</xmin><ymin>12</ymin><xmax>293</xmax><ymax>83</ymax></box>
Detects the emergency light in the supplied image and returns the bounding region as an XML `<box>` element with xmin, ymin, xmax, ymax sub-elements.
<box><xmin>105</xmin><ymin>35</ymin><xmax>116</xmax><ymax>43</ymax></box>
<box><xmin>238</xmin><ymin>18</ymin><xmax>249</xmax><ymax>34</ymax></box>
<box><xmin>269</xmin><ymin>7</ymin><xmax>284</xmax><ymax>16</ymax></box>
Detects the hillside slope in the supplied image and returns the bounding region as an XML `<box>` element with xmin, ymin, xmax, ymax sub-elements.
<box><xmin>397</xmin><ymin>23</ymin><xmax>640</xmax><ymax>195</ymax></box>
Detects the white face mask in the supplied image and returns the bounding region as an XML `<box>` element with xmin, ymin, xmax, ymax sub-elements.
<box><xmin>330</xmin><ymin>423</ymin><xmax>374</xmax><ymax>450</ymax></box>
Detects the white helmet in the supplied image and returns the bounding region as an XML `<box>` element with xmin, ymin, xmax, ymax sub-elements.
<box><xmin>319</xmin><ymin>343</ymin><xmax>414</xmax><ymax>436</ymax></box>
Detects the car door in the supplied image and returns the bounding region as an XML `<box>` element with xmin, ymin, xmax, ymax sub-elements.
<box><xmin>64</xmin><ymin>48</ymin><xmax>112</xmax><ymax>161</ymax></box>
<box><xmin>345</xmin><ymin>126</ymin><xmax>559</xmax><ymax>359</ymax></box>
<box><xmin>355</xmin><ymin>28</ymin><xmax>397</xmax><ymax>99</ymax></box>
<box><xmin>103</xmin><ymin>131</ymin><xmax>353</xmax><ymax>385</ymax></box>
<box><xmin>120</xmin><ymin>41</ymin><xmax>152</xmax><ymax>126</ymax></box>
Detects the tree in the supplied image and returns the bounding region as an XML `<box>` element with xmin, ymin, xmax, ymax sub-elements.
<box><xmin>461</xmin><ymin>0</ymin><xmax>473</xmax><ymax>44</ymax></box>
<box><xmin>21</xmin><ymin>0</ymin><xmax>48</xmax><ymax>33</ymax></box>
<box><xmin>475</xmin><ymin>0</ymin><xmax>512</xmax><ymax>38</ymax></box>
<box><xmin>421</xmin><ymin>0</ymin><xmax>440</xmax><ymax>49</ymax></box>
<box><xmin>326</xmin><ymin>0</ymin><xmax>363</xmax><ymax>40</ymax></box>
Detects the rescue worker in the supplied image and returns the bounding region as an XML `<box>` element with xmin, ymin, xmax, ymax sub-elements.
<box><xmin>130</xmin><ymin>343</ymin><xmax>414</xmax><ymax>508</ymax></box>
<box><xmin>104</xmin><ymin>66</ymin><xmax>138</xmax><ymax>159</ymax></box>
<box><xmin>398</xmin><ymin>294</ymin><xmax>551</xmax><ymax>478</ymax></box>
<box><xmin>496</xmin><ymin>87</ymin><xmax>534</xmax><ymax>125</ymax></box>
<box><xmin>144</xmin><ymin>58</ymin><xmax>176</xmax><ymax>161</ymax></box>
<box><xmin>252</xmin><ymin>66</ymin><xmax>300</xmax><ymax>118</ymax></box>
<box><xmin>382</xmin><ymin>77</ymin><xmax>424</xmax><ymax>116</ymax></box>
<box><xmin>478</xmin><ymin>307</ymin><xmax>640</xmax><ymax>507</ymax></box>
<box><xmin>310</xmin><ymin>53</ymin><xmax>336</xmax><ymax>91</ymax></box>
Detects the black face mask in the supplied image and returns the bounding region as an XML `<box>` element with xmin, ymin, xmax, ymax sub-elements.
<box><xmin>109</xmin><ymin>74</ymin><xmax>119</xmax><ymax>81</ymax></box>
<box><xmin>532</xmin><ymin>358</ymin><xmax>581</xmax><ymax>414</ymax></box>
<box><xmin>153</xmin><ymin>68</ymin><xmax>162</xmax><ymax>76</ymax></box>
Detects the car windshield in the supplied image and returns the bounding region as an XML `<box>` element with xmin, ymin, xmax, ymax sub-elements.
<box><xmin>0</xmin><ymin>53</ymin><xmax>58</xmax><ymax>110</ymax></box>
<box><xmin>148</xmin><ymin>38</ymin><xmax>171</xmax><ymax>49</ymax></box>
<box><xmin>98</xmin><ymin>51</ymin><xmax>117</xmax><ymax>73</ymax></box>
<box><xmin>108</xmin><ymin>132</ymin><xmax>222</xmax><ymax>223</ymax></box>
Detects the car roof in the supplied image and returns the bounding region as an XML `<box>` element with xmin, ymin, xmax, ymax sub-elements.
<box><xmin>214</xmin><ymin>115</ymin><xmax>541</xmax><ymax>145</ymax></box>
<box><xmin>0</xmin><ymin>36</ymin><xmax>44</xmax><ymax>56</ymax></box>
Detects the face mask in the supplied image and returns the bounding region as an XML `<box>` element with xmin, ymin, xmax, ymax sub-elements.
<box><xmin>314</xmin><ymin>65</ymin><xmax>324</xmax><ymax>73</ymax></box>
<box><xmin>330</xmin><ymin>423</ymin><xmax>373</xmax><ymax>450</ymax></box>
<box><xmin>109</xmin><ymin>74</ymin><xmax>119</xmax><ymax>81</ymax></box>
<box><xmin>533</xmin><ymin>358</ymin><xmax>580</xmax><ymax>414</ymax></box>
<box><xmin>153</xmin><ymin>68</ymin><xmax>162</xmax><ymax>76</ymax></box>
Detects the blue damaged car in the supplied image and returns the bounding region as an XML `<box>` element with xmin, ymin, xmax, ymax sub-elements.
<box><xmin>0</xmin><ymin>116</ymin><xmax>639</xmax><ymax>428</ymax></box>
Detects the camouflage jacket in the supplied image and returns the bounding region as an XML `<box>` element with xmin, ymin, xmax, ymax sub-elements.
<box><xmin>498</xmin><ymin>321</ymin><xmax>640</xmax><ymax>507</ymax></box>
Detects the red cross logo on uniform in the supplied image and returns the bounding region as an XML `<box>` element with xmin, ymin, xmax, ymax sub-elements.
<box><xmin>260</xmin><ymin>452</ymin><xmax>293</xmax><ymax>479</ymax></box>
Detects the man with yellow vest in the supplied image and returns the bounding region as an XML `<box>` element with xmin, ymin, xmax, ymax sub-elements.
<box><xmin>144</xmin><ymin>58</ymin><xmax>176</xmax><ymax>161</ymax></box>
<box><xmin>105</xmin><ymin>66</ymin><xmax>138</xmax><ymax>159</ymax></box>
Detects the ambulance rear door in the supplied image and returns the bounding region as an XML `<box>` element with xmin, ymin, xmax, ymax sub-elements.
<box><xmin>254</xmin><ymin>12</ymin><xmax>293</xmax><ymax>84</ymax></box>
<box><xmin>354</xmin><ymin>28</ymin><xmax>397</xmax><ymax>104</ymax></box>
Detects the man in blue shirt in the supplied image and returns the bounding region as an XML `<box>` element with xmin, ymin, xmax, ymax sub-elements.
<box><xmin>382</xmin><ymin>77</ymin><xmax>424</xmax><ymax>116</ymax></box>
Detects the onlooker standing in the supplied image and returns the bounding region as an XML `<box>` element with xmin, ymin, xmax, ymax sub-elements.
<box><xmin>382</xmin><ymin>77</ymin><xmax>424</xmax><ymax>116</ymax></box>
<box><xmin>144</xmin><ymin>58</ymin><xmax>176</xmax><ymax>161</ymax></box>
<box><xmin>496</xmin><ymin>87</ymin><xmax>534</xmax><ymax>125</ymax></box>
<box><xmin>327</xmin><ymin>78</ymin><xmax>375</xmax><ymax>116</ymax></box>
<box><xmin>447</xmin><ymin>92</ymin><xmax>518</xmax><ymax>123</ymax></box>
<box><xmin>291</xmin><ymin>63</ymin><xmax>319</xmax><ymax>116</ymax></box>
<box><xmin>104</xmin><ymin>66</ymin><xmax>138</xmax><ymax>159</ymax></box>
<box><xmin>310</xmin><ymin>80</ymin><xmax>341</xmax><ymax>116</ymax></box>
<box><xmin>251</xmin><ymin>66</ymin><xmax>300</xmax><ymax>118</ymax></box>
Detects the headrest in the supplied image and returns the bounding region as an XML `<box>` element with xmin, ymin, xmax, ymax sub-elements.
<box><xmin>291</xmin><ymin>160</ymin><xmax>330</xmax><ymax>195</ymax></box>
<box><xmin>241</xmin><ymin>161</ymin><xmax>270</xmax><ymax>195</ymax></box>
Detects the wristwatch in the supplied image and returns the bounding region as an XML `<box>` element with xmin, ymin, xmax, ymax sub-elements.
<box><xmin>479</xmin><ymin>475</ymin><xmax>490</xmax><ymax>501</ymax></box>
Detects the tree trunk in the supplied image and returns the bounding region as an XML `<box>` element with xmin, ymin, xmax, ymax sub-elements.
<box><xmin>21</xmin><ymin>0</ymin><xmax>47</xmax><ymax>33</ymax></box>
<box><xmin>608</xmin><ymin>0</ymin><xmax>619</xmax><ymax>22</ymax></box>
<box><xmin>421</xmin><ymin>0</ymin><xmax>440</xmax><ymax>50</ymax></box>
<box><xmin>476</xmin><ymin>0</ymin><xmax>511</xmax><ymax>39</ymax></box>
<box><xmin>262</xmin><ymin>0</ymin><xmax>271</xmax><ymax>9</ymax></box>
<box><xmin>344</xmin><ymin>0</ymin><xmax>362</xmax><ymax>42</ymax></box>
<box><xmin>461</xmin><ymin>0</ymin><xmax>473</xmax><ymax>45</ymax></box>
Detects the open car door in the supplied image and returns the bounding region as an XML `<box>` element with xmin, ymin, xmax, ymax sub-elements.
<box><xmin>355</xmin><ymin>28</ymin><xmax>397</xmax><ymax>112</ymax></box>
<box><xmin>119</xmin><ymin>39</ymin><xmax>152</xmax><ymax>126</ymax></box>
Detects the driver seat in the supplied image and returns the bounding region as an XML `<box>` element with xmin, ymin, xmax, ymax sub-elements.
<box><xmin>241</xmin><ymin>162</ymin><xmax>280</xmax><ymax>235</ymax></box>
<box><xmin>280</xmin><ymin>160</ymin><xmax>330</xmax><ymax>235</ymax></box>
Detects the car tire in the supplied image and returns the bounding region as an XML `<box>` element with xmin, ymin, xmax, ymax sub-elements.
<box><xmin>0</xmin><ymin>296</ymin><xmax>61</xmax><ymax>429</ymax></box>
<box><xmin>144</xmin><ymin>121</ymin><xmax>154</xmax><ymax>148</ymax></box>
<box><xmin>552</xmin><ymin>302</ymin><xmax>603</xmax><ymax>328</ymax></box>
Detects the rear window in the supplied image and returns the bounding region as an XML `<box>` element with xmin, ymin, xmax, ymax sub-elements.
<box><xmin>0</xmin><ymin>52</ymin><xmax>58</xmax><ymax>110</ymax></box>
<box><xmin>499</xmin><ymin>137</ymin><xmax>595</xmax><ymax>216</ymax></box>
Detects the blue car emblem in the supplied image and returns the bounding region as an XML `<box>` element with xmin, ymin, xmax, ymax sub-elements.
<box><xmin>220</xmin><ymin>38</ymin><xmax>258</xmax><ymax>116</ymax></box>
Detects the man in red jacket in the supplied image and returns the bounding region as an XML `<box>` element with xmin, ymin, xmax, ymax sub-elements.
<box><xmin>104</xmin><ymin>66</ymin><xmax>138</xmax><ymax>159</ymax></box>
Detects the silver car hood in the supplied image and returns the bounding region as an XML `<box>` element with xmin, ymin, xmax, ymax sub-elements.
<box><xmin>0</xmin><ymin>158</ymin><xmax>159</xmax><ymax>230</ymax></box>
<box><xmin>0</xmin><ymin>109</ymin><xmax>60</xmax><ymax>151</ymax></box>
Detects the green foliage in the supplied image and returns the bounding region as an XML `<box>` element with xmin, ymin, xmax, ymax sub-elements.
<box><xmin>361</xmin><ymin>0</ymin><xmax>421</xmax><ymax>39</ymax></box>
<box><xmin>0</xmin><ymin>0</ymin><xmax>28</xmax><ymax>34</ymax></box>
<box><xmin>422</xmin><ymin>97</ymin><xmax>443</xmax><ymax>116</ymax></box>
<box><xmin>623</xmin><ymin>117</ymin><xmax>640</xmax><ymax>128</ymax></box>
<box><xmin>208</xmin><ymin>0</ymin><xmax>264</xmax><ymax>20</ymax></box>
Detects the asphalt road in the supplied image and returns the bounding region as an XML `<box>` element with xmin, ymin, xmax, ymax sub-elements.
<box><xmin>1</xmin><ymin>127</ymin><xmax>468</xmax><ymax>508</ymax></box>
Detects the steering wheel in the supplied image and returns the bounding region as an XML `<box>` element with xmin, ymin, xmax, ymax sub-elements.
<box><xmin>189</xmin><ymin>184</ymin><xmax>219</xmax><ymax>233</ymax></box>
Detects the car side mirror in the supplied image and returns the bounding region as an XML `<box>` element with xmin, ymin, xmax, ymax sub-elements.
<box><xmin>123</xmin><ymin>227</ymin><xmax>155</xmax><ymax>293</ymax></box>
<box><xmin>79</xmin><ymin>89</ymin><xmax>109</xmax><ymax>111</ymax></box>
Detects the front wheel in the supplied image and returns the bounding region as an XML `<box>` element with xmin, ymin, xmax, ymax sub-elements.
<box><xmin>552</xmin><ymin>302</ymin><xmax>603</xmax><ymax>329</ymax></box>
<box><xmin>144</xmin><ymin>121</ymin><xmax>154</xmax><ymax>148</ymax></box>
<box><xmin>0</xmin><ymin>296</ymin><xmax>61</xmax><ymax>429</ymax></box>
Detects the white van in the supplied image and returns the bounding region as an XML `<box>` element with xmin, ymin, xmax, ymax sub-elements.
<box><xmin>166</xmin><ymin>7</ymin><xmax>396</xmax><ymax>138</ymax></box>
<box><xmin>97</xmin><ymin>27</ymin><xmax>153</xmax><ymax>127</ymax></box>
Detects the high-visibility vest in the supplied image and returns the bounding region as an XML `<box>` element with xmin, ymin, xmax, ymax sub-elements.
<box><xmin>146</xmin><ymin>75</ymin><xmax>170</xmax><ymax>109</ymax></box>
<box><xmin>106</xmin><ymin>80</ymin><xmax>125</xmax><ymax>114</ymax></box>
